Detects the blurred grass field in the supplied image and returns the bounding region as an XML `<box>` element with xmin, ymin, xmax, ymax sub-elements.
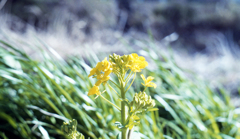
<box><xmin>0</xmin><ymin>37</ymin><xmax>240</xmax><ymax>139</ymax></box>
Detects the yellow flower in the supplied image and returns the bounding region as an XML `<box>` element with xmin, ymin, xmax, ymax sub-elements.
<box><xmin>88</xmin><ymin>57</ymin><xmax>112</xmax><ymax>86</ymax></box>
<box><xmin>127</xmin><ymin>53</ymin><xmax>148</xmax><ymax>72</ymax></box>
<box><xmin>96</xmin><ymin>57</ymin><xmax>111</xmax><ymax>72</ymax></box>
<box><xmin>140</xmin><ymin>74</ymin><xmax>156</xmax><ymax>88</ymax></box>
<box><xmin>88</xmin><ymin>85</ymin><xmax>101</xmax><ymax>96</ymax></box>
<box><xmin>88</xmin><ymin>67</ymin><xmax>97</xmax><ymax>77</ymax></box>
<box><xmin>95</xmin><ymin>75</ymin><xmax>110</xmax><ymax>86</ymax></box>
<box><xmin>104</xmin><ymin>69</ymin><xmax>112</xmax><ymax>76</ymax></box>
<box><xmin>126</xmin><ymin>115</ymin><xmax>140</xmax><ymax>129</ymax></box>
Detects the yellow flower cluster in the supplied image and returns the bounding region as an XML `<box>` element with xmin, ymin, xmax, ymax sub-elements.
<box><xmin>133</xmin><ymin>92</ymin><xmax>156</xmax><ymax>109</ymax></box>
<box><xmin>127</xmin><ymin>53</ymin><xmax>148</xmax><ymax>72</ymax></box>
<box><xmin>127</xmin><ymin>92</ymin><xmax>156</xmax><ymax>130</ymax></box>
<box><xmin>88</xmin><ymin>53</ymin><xmax>149</xmax><ymax>96</ymax></box>
<box><xmin>109</xmin><ymin>53</ymin><xmax>148</xmax><ymax>74</ymax></box>
<box><xmin>87</xmin><ymin>53</ymin><xmax>158</xmax><ymax>132</ymax></box>
<box><xmin>126</xmin><ymin>115</ymin><xmax>140</xmax><ymax>129</ymax></box>
<box><xmin>140</xmin><ymin>74</ymin><xmax>156</xmax><ymax>88</ymax></box>
<box><xmin>109</xmin><ymin>53</ymin><xmax>126</xmax><ymax>74</ymax></box>
<box><xmin>88</xmin><ymin>57</ymin><xmax>112</xmax><ymax>96</ymax></box>
<box><xmin>88</xmin><ymin>86</ymin><xmax>100</xmax><ymax>96</ymax></box>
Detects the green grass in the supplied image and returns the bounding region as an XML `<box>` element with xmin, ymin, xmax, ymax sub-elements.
<box><xmin>0</xmin><ymin>39</ymin><xmax>239</xmax><ymax>139</ymax></box>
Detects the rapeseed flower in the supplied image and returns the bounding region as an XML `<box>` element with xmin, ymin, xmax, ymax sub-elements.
<box><xmin>140</xmin><ymin>74</ymin><xmax>156</xmax><ymax>88</ymax></box>
<box><xmin>132</xmin><ymin>92</ymin><xmax>156</xmax><ymax>111</ymax></box>
<box><xmin>126</xmin><ymin>115</ymin><xmax>140</xmax><ymax>129</ymax></box>
<box><xmin>88</xmin><ymin>57</ymin><xmax>112</xmax><ymax>86</ymax></box>
<box><xmin>127</xmin><ymin>53</ymin><xmax>148</xmax><ymax>72</ymax></box>
<box><xmin>88</xmin><ymin>85</ymin><xmax>101</xmax><ymax>96</ymax></box>
<box><xmin>87</xmin><ymin>53</ymin><xmax>158</xmax><ymax>136</ymax></box>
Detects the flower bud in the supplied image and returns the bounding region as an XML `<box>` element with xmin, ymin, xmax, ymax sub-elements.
<box><xmin>131</xmin><ymin>92</ymin><xmax>156</xmax><ymax>111</ymax></box>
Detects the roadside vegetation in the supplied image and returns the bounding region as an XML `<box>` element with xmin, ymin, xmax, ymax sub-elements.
<box><xmin>0</xmin><ymin>38</ymin><xmax>239</xmax><ymax>139</ymax></box>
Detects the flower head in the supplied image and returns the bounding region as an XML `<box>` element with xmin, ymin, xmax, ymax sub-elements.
<box><xmin>61</xmin><ymin>119</ymin><xmax>85</xmax><ymax>139</ymax></box>
<box><xmin>126</xmin><ymin>115</ymin><xmax>140</xmax><ymax>129</ymax></box>
<box><xmin>88</xmin><ymin>57</ymin><xmax>112</xmax><ymax>86</ymax></box>
<box><xmin>127</xmin><ymin>53</ymin><xmax>148</xmax><ymax>72</ymax></box>
<box><xmin>88</xmin><ymin>85</ymin><xmax>101</xmax><ymax>96</ymax></box>
<box><xmin>109</xmin><ymin>53</ymin><xmax>129</xmax><ymax>74</ymax></box>
<box><xmin>140</xmin><ymin>74</ymin><xmax>156</xmax><ymax>88</ymax></box>
<box><xmin>132</xmin><ymin>92</ymin><xmax>156</xmax><ymax>110</ymax></box>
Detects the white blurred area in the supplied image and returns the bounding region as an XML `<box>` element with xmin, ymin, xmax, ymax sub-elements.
<box><xmin>0</xmin><ymin>0</ymin><xmax>240</xmax><ymax>106</ymax></box>
<box><xmin>173</xmin><ymin>31</ymin><xmax>240</xmax><ymax>95</ymax></box>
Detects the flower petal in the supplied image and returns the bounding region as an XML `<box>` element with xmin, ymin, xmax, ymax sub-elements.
<box><xmin>140</xmin><ymin>74</ymin><xmax>146</xmax><ymax>81</ymax></box>
<box><xmin>104</xmin><ymin>69</ymin><xmax>112</xmax><ymax>76</ymax></box>
<box><xmin>95</xmin><ymin>80</ymin><xmax>102</xmax><ymax>86</ymax></box>
<box><xmin>146</xmin><ymin>76</ymin><xmax>154</xmax><ymax>82</ymax></box>
<box><xmin>88</xmin><ymin>86</ymin><xmax>100</xmax><ymax>96</ymax></box>
<box><xmin>88</xmin><ymin>68</ymin><xmax>97</xmax><ymax>77</ymax></box>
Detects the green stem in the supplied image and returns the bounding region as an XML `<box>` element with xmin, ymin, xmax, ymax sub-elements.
<box><xmin>109</xmin><ymin>79</ymin><xmax>121</xmax><ymax>89</ymax></box>
<box><xmin>121</xmin><ymin>81</ymin><xmax>128</xmax><ymax>139</ymax></box>
<box><xmin>99</xmin><ymin>95</ymin><xmax>121</xmax><ymax>111</ymax></box>
<box><xmin>143</xmin><ymin>87</ymin><xmax>147</xmax><ymax>92</ymax></box>
<box><xmin>125</xmin><ymin>70</ymin><xmax>132</xmax><ymax>82</ymax></box>
<box><xmin>125</xmin><ymin>72</ymin><xmax>136</xmax><ymax>94</ymax></box>
<box><xmin>107</xmin><ymin>83</ymin><xmax>121</xmax><ymax>98</ymax></box>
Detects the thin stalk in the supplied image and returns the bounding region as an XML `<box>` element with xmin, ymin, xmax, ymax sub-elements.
<box><xmin>125</xmin><ymin>72</ymin><xmax>136</xmax><ymax>94</ymax></box>
<box><xmin>124</xmin><ymin>70</ymin><xmax>132</xmax><ymax>82</ymax></box>
<box><xmin>125</xmin><ymin>72</ymin><xmax>134</xmax><ymax>84</ymax></box>
<box><xmin>121</xmin><ymin>80</ymin><xmax>128</xmax><ymax>139</ymax></box>
<box><xmin>143</xmin><ymin>87</ymin><xmax>147</xmax><ymax>92</ymax></box>
<box><xmin>109</xmin><ymin>79</ymin><xmax>121</xmax><ymax>89</ymax></box>
<box><xmin>107</xmin><ymin>83</ymin><xmax>121</xmax><ymax>98</ymax></box>
<box><xmin>99</xmin><ymin>95</ymin><xmax>121</xmax><ymax>111</ymax></box>
<box><xmin>113</xmin><ymin>69</ymin><xmax>121</xmax><ymax>77</ymax></box>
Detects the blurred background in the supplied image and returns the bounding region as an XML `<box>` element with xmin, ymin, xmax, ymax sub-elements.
<box><xmin>0</xmin><ymin>0</ymin><xmax>240</xmax><ymax>138</ymax></box>
<box><xmin>2</xmin><ymin>0</ymin><xmax>239</xmax><ymax>104</ymax></box>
